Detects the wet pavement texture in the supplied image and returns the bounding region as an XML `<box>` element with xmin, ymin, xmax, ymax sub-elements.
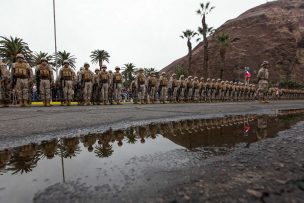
<box><xmin>1</xmin><ymin>109</ymin><xmax>304</xmax><ymax>203</ymax></box>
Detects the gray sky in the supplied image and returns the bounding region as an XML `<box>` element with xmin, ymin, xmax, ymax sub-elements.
<box><xmin>1</xmin><ymin>0</ymin><xmax>273</xmax><ymax>71</ymax></box>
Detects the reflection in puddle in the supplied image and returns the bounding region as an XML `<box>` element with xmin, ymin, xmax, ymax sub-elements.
<box><xmin>0</xmin><ymin>109</ymin><xmax>304</xmax><ymax>202</ymax></box>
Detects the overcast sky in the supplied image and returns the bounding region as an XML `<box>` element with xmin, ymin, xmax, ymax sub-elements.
<box><xmin>0</xmin><ymin>0</ymin><xmax>273</xmax><ymax>71</ymax></box>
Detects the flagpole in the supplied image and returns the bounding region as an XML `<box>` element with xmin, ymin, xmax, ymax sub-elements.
<box><xmin>53</xmin><ymin>0</ymin><xmax>58</xmax><ymax>77</ymax></box>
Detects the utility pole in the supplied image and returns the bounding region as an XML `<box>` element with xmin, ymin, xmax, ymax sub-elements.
<box><xmin>52</xmin><ymin>0</ymin><xmax>59</xmax><ymax>77</ymax></box>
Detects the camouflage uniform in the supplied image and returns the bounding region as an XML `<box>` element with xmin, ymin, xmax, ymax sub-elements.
<box><xmin>108</xmin><ymin>70</ymin><xmax>114</xmax><ymax>105</ymax></box>
<box><xmin>193</xmin><ymin>77</ymin><xmax>200</xmax><ymax>102</ymax></box>
<box><xmin>178</xmin><ymin>75</ymin><xmax>185</xmax><ymax>102</ymax></box>
<box><xmin>113</xmin><ymin>66</ymin><xmax>123</xmax><ymax>104</ymax></box>
<box><xmin>11</xmin><ymin>54</ymin><xmax>33</xmax><ymax>107</ymax></box>
<box><xmin>147</xmin><ymin>72</ymin><xmax>158</xmax><ymax>104</ymax></box>
<box><xmin>159</xmin><ymin>72</ymin><xmax>168</xmax><ymax>104</ymax></box>
<box><xmin>58</xmin><ymin>60</ymin><xmax>76</xmax><ymax>106</ymax></box>
<box><xmin>36</xmin><ymin>58</ymin><xmax>54</xmax><ymax>106</ymax></box>
<box><xmin>81</xmin><ymin>63</ymin><xmax>94</xmax><ymax>105</ymax></box>
<box><xmin>198</xmin><ymin>77</ymin><xmax>205</xmax><ymax>102</ymax></box>
<box><xmin>135</xmin><ymin>68</ymin><xmax>146</xmax><ymax>104</ymax></box>
<box><xmin>186</xmin><ymin>76</ymin><xmax>193</xmax><ymax>102</ymax></box>
<box><xmin>0</xmin><ymin>60</ymin><xmax>10</xmax><ymax>107</ymax></box>
<box><xmin>92</xmin><ymin>69</ymin><xmax>100</xmax><ymax>105</ymax></box>
<box><xmin>257</xmin><ymin>61</ymin><xmax>270</xmax><ymax>102</ymax></box>
<box><xmin>98</xmin><ymin>65</ymin><xmax>110</xmax><ymax>105</ymax></box>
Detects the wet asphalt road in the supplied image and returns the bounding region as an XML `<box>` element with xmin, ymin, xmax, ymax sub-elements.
<box><xmin>0</xmin><ymin>100</ymin><xmax>304</xmax><ymax>149</ymax></box>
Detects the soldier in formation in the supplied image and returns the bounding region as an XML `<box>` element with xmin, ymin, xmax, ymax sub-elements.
<box><xmin>58</xmin><ymin>60</ymin><xmax>76</xmax><ymax>106</ymax></box>
<box><xmin>36</xmin><ymin>57</ymin><xmax>54</xmax><ymax>106</ymax></box>
<box><xmin>2</xmin><ymin>56</ymin><xmax>304</xmax><ymax>107</ymax></box>
<box><xmin>0</xmin><ymin>59</ymin><xmax>10</xmax><ymax>107</ymax></box>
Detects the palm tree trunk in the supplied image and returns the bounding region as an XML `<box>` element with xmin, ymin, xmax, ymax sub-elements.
<box><xmin>99</xmin><ymin>60</ymin><xmax>103</xmax><ymax>70</ymax></box>
<box><xmin>202</xmin><ymin>14</ymin><xmax>209</xmax><ymax>78</ymax></box>
<box><xmin>187</xmin><ymin>39</ymin><xmax>192</xmax><ymax>73</ymax></box>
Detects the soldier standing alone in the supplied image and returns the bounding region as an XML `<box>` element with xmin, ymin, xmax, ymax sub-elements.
<box><xmin>257</xmin><ymin>61</ymin><xmax>270</xmax><ymax>103</ymax></box>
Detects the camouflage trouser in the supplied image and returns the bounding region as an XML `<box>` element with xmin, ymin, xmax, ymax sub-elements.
<box><xmin>114</xmin><ymin>83</ymin><xmax>122</xmax><ymax>102</ymax></box>
<box><xmin>179</xmin><ymin>87</ymin><xmax>185</xmax><ymax>101</ymax></box>
<box><xmin>83</xmin><ymin>82</ymin><xmax>93</xmax><ymax>101</ymax></box>
<box><xmin>187</xmin><ymin>88</ymin><xmax>193</xmax><ymax>101</ymax></box>
<box><xmin>92</xmin><ymin>84</ymin><xmax>100</xmax><ymax>104</ymax></box>
<box><xmin>0</xmin><ymin>82</ymin><xmax>10</xmax><ymax>104</ymax></box>
<box><xmin>63</xmin><ymin>80</ymin><xmax>74</xmax><ymax>101</ymax></box>
<box><xmin>193</xmin><ymin>88</ymin><xmax>199</xmax><ymax>101</ymax></box>
<box><xmin>138</xmin><ymin>85</ymin><xmax>146</xmax><ymax>100</ymax></box>
<box><xmin>148</xmin><ymin>86</ymin><xmax>156</xmax><ymax>102</ymax></box>
<box><xmin>258</xmin><ymin>80</ymin><xmax>268</xmax><ymax>100</ymax></box>
<box><xmin>16</xmin><ymin>78</ymin><xmax>29</xmax><ymax>101</ymax></box>
<box><xmin>40</xmin><ymin>79</ymin><xmax>51</xmax><ymax>101</ymax></box>
<box><xmin>160</xmin><ymin>86</ymin><xmax>167</xmax><ymax>102</ymax></box>
<box><xmin>100</xmin><ymin>83</ymin><xmax>109</xmax><ymax>102</ymax></box>
<box><xmin>172</xmin><ymin>87</ymin><xmax>179</xmax><ymax>102</ymax></box>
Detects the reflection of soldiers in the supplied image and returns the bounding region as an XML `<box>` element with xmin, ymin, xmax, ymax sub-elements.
<box><xmin>113</xmin><ymin>66</ymin><xmax>123</xmax><ymax>104</ymax></box>
<box><xmin>58</xmin><ymin>60</ymin><xmax>76</xmax><ymax>106</ymax></box>
<box><xmin>257</xmin><ymin>61</ymin><xmax>270</xmax><ymax>103</ymax></box>
<box><xmin>114</xmin><ymin>130</ymin><xmax>125</xmax><ymax>147</ymax></box>
<box><xmin>0</xmin><ymin>59</ymin><xmax>10</xmax><ymax>107</ymax></box>
<box><xmin>0</xmin><ymin>150</ymin><xmax>11</xmax><ymax>171</ymax></box>
<box><xmin>82</xmin><ymin>134</ymin><xmax>96</xmax><ymax>152</ymax></box>
<box><xmin>135</xmin><ymin>68</ymin><xmax>146</xmax><ymax>104</ymax></box>
<box><xmin>11</xmin><ymin>54</ymin><xmax>33</xmax><ymax>107</ymax></box>
<box><xmin>98</xmin><ymin>65</ymin><xmax>110</xmax><ymax>105</ymax></box>
<box><xmin>159</xmin><ymin>72</ymin><xmax>168</xmax><ymax>104</ymax></box>
<box><xmin>137</xmin><ymin>126</ymin><xmax>147</xmax><ymax>143</ymax></box>
<box><xmin>95</xmin><ymin>129</ymin><xmax>114</xmax><ymax>157</ymax></box>
<box><xmin>256</xmin><ymin>116</ymin><xmax>268</xmax><ymax>140</ymax></box>
<box><xmin>36</xmin><ymin>58</ymin><xmax>54</xmax><ymax>106</ymax></box>
<box><xmin>81</xmin><ymin>63</ymin><xmax>94</xmax><ymax>105</ymax></box>
<box><xmin>62</xmin><ymin>137</ymin><xmax>80</xmax><ymax>158</ymax></box>
<box><xmin>41</xmin><ymin>139</ymin><xmax>58</xmax><ymax>159</ymax></box>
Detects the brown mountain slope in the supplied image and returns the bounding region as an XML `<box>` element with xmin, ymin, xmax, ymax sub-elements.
<box><xmin>161</xmin><ymin>0</ymin><xmax>304</xmax><ymax>84</ymax></box>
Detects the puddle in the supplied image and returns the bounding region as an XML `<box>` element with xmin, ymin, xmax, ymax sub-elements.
<box><xmin>1</xmin><ymin>109</ymin><xmax>304</xmax><ymax>203</ymax></box>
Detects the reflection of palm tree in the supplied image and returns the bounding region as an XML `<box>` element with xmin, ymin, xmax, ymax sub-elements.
<box><xmin>94</xmin><ymin>144</ymin><xmax>113</xmax><ymax>158</ymax></box>
<box><xmin>0</xmin><ymin>150</ymin><xmax>11</xmax><ymax>174</ymax></box>
<box><xmin>7</xmin><ymin>145</ymin><xmax>42</xmax><ymax>175</ymax></box>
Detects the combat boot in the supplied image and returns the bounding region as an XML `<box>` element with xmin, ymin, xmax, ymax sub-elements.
<box><xmin>67</xmin><ymin>100</ymin><xmax>71</xmax><ymax>106</ymax></box>
<box><xmin>24</xmin><ymin>100</ymin><xmax>30</xmax><ymax>107</ymax></box>
<box><xmin>47</xmin><ymin>100</ymin><xmax>52</xmax><ymax>107</ymax></box>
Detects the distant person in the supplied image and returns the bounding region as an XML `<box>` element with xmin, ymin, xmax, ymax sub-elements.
<box><xmin>0</xmin><ymin>59</ymin><xmax>10</xmax><ymax>107</ymax></box>
<box><xmin>58</xmin><ymin>60</ymin><xmax>76</xmax><ymax>106</ymax></box>
<box><xmin>257</xmin><ymin>61</ymin><xmax>270</xmax><ymax>103</ymax></box>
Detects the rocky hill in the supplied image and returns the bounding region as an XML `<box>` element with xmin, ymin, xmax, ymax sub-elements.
<box><xmin>161</xmin><ymin>0</ymin><xmax>304</xmax><ymax>84</ymax></box>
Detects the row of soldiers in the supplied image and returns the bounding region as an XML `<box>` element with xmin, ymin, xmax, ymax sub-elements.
<box><xmin>1</xmin><ymin>54</ymin><xmax>304</xmax><ymax>107</ymax></box>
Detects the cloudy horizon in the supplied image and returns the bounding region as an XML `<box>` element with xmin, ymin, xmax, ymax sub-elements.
<box><xmin>1</xmin><ymin>0</ymin><xmax>274</xmax><ymax>71</ymax></box>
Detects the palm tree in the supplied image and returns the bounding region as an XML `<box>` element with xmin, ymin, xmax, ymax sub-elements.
<box><xmin>122</xmin><ymin>63</ymin><xmax>136</xmax><ymax>87</ymax></box>
<box><xmin>217</xmin><ymin>33</ymin><xmax>231</xmax><ymax>79</ymax></box>
<box><xmin>144</xmin><ymin>67</ymin><xmax>156</xmax><ymax>76</ymax></box>
<box><xmin>54</xmin><ymin>51</ymin><xmax>77</xmax><ymax>76</ymax></box>
<box><xmin>90</xmin><ymin>50</ymin><xmax>110</xmax><ymax>70</ymax></box>
<box><xmin>180</xmin><ymin>30</ymin><xmax>198</xmax><ymax>72</ymax></box>
<box><xmin>0</xmin><ymin>36</ymin><xmax>33</xmax><ymax>68</ymax></box>
<box><xmin>33</xmin><ymin>51</ymin><xmax>54</xmax><ymax>66</ymax></box>
<box><xmin>196</xmin><ymin>2</ymin><xmax>215</xmax><ymax>77</ymax></box>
